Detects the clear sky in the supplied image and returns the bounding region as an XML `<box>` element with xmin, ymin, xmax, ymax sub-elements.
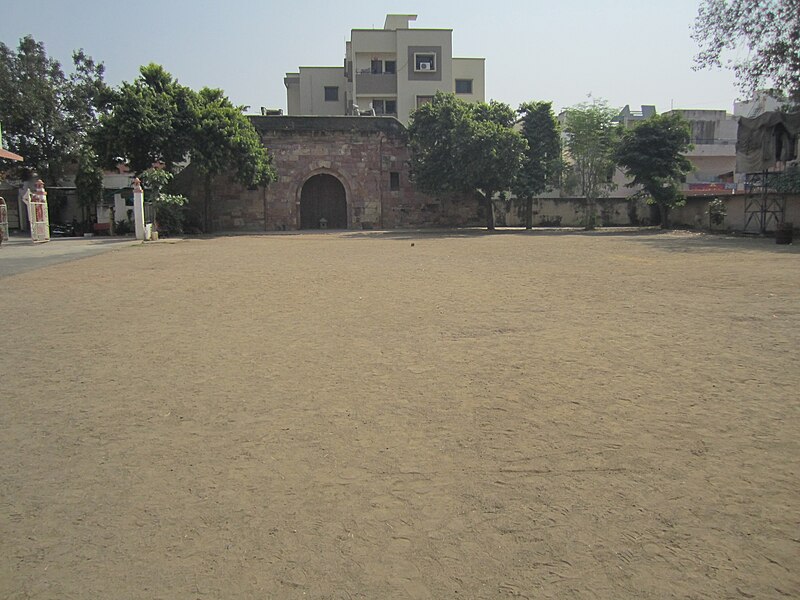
<box><xmin>2</xmin><ymin>0</ymin><xmax>740</xmax><ymax>115</ymax></box>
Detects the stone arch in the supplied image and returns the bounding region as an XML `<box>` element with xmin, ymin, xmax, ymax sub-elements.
<box><xmin>296</xmin><ymin>167</ymin><xmax>351</xmax><ymax>229</ymax></box>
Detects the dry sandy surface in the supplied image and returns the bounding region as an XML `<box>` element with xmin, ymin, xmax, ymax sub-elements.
<box><xmin>1</xmin><ymin>230</ymin><xmax>798</xmax><ymax>599</ymax></box>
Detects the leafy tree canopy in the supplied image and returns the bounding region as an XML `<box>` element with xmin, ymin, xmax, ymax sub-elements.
<box><xmin>562</xmin><ymin>100</ymin><xmax>619</xmax><ymax>206</ymax></box>
<box><xmin>74</xmin><ymin>146</ymin><xmax>104</xmax><ymax>219</ymax></box>
<box><xmin>94</xmin><ymin>65</ymin><xmax>276</xmax><ymax>231</ymax></box>
<box><xmin>616</xmin><ymin>112</ymin><xmax>694</xmax><ymax>227</ymax></box>
<box><xmin>408</xmin><ymin>92</ymin><xmax>526</xmax><ymax>229</ymax></box>
<box><xmin>94</xmin><ymin>63</ymin><xmax>195</xmax><ymax>174</ymax></box>
<box><xmin>0</xmin><ymin>35</ymin><xmax>108</xmax><ymax>184</ymax></box>
<box><xmin>512</xmin><ymin>101</ymin><xmax>561</xmax><ymax>229</ymax></box>
<box><xmin>191</xmin><ymin>87</ymin><xmax>274</xmax><ymax>188</ymax></box>
<box><xmin>693</xmin><ymin>0</ymin><xmax>800</xmax><ymax>105</ymax></box>
<box><xmin>190</xmin><ymin>87</ymin><xmax>276</xmax><ymax>230</ymax></box>
<box><xmin>140</xmin><ymin>167</ymin><xmax>187</xmax><ymax>206</ymax></box>
<box><xmin>772</xmin><ymin>163</ymin><xmax>800</xmax><ymax>193</ymax></box>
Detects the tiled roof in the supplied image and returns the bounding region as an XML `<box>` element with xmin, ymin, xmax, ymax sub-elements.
<box><xmin>0</xmin><ymin>147</ymin><xmax>23</xmax><ymax>161</ymax></box>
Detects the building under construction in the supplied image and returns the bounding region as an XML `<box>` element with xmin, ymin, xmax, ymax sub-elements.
<box><xmin>736</xmin><ymin>111</ymin><xmax>800</xmax><ymax>233</ymax></box>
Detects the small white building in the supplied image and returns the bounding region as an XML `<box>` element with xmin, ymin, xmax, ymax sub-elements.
<box><xmin>284</xmin><ymin>14</ymin><xmax>486</xmax><ymax>124</ymax></box>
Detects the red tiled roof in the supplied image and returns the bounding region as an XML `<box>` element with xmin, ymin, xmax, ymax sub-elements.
<box><xmin>0</xmin><ymin>147</ymin><xmax>23</xmax><ymax>161</ymax></box>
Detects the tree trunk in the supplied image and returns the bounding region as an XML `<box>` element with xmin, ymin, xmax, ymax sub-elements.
<box><xmin>485</xmin><ymin>193</ymin><xmax>495</xmax><ymax>230</ymax></box>
<box><xmin>659</xmin><ymin>203</ymin><xmax>669</xmax><ymax>229</ymax></box>
<box><xmin>585</xmin><ymin>197</ymin><xmax>596</xmax><ymax>230</ymax></box>
<box><xmin>525</xmin><ymin>198</ymin><xmax>533</xmax><ymax>230</ymax></box>
<box><xmin>204</xmin><ymin>174</ymin><xmax>212</xmax><ymax>233</ymax></box>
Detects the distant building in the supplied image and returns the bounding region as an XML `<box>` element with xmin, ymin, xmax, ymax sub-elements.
<box><xmin>733</xmin><ymin>92</ymin><xmax>792</xmax><ymax>118</ymax></box>
<box><xmin>284</xmin><ymin>14</ymin><xmax>485</xmax><ymax>124</ymax></box>
<box><xmin>662</xmin><ymin>108</ymin><xmax>739</xmax><ymax>194</ymax></box>
<box><xmin>612</xmin><ymin>104</ymin><xmax>656</xmax><ymax>127</ymax></box>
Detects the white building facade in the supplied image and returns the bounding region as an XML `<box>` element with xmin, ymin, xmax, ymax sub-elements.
<box><xmin>662</xmin><ymin>108</ymin><xmax>739</xmax><ymax>194</ymax></box>
<box><xmin>284</xmin><ymin>14</ymin><xmax>485</xmax><ymax>124</ymax></box>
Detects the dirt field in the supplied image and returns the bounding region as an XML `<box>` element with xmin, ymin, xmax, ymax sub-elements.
<box><xmin>1</xmin><ymin>230</ymin><xmax>798</xmax><ymax>599</ymax></box>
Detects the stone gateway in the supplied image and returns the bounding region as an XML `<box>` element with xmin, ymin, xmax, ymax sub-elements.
<box><xmin>178</xmin><ymin>116</ymin><xmax>480</xmax><ymax>232</ymax></box>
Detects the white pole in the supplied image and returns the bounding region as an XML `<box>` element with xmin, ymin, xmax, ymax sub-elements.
<box><xmin>133</xmin><ymin>177</ymin><xmax>147</xmax><ymax>240</ymax></box>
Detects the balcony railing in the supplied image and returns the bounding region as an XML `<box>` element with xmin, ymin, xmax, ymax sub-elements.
<box><xmin>355</xmin><ymin>73</ymin><xmax>397</xmax><ymax>95</ymax></box>
<box><xmin>691</xmin><ymin>138</ymin><xmax>737</xmax><ymax>145</ymax></box>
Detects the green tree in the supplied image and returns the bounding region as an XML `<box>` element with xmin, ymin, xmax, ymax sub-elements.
<box><xmin>616</xmin><ymin>112</ymin><xmax>693</xmax><ymax>228</ymax></box>
<box><xmin>74</xmin><ymin>146</ymin><xmax>104</xmax><ymax>226</ymax></box>
<box><xmin>512</xmin><ymin>101</ymin><xmax>561</xmax><ymax>229</ymax></box>
<box><xmin>94</xmin><ymin>65</ymin><xmax>275</xmax><ymax>232</ymax></box>
<box><xmin>140</xmin><ymin>167</ymin><xmax>189</xmax><ymax>234</ymax></box>
<box><xmin>562</xmin><ymin>100</ymin><xmax>619</xmax><ymax>229</ymax></box>
<box><xmin>190</xmin><ymin>87</ymin><xmax>275</xmax><ymax>232</ymax></box>
<box><xmin>408</xmin><ymin>92</ymin><xmax>526</xmax><ymax>230</ymax></box>
<box><xmin>0</xmin><ymin>35</ymin><xmax>108</xmax><ymax>185</ymax></box>
<box><xmin>693</xmin><ymin>0</ymin><xmax>800</xmax><ymax>105</ymax></box>
<box><xmin>772</xmin><ymin>163</ymin><xmax>800</xmax><ymax>193</ymax></box>
<box><xmin>93</xmin><ymin>63</ymin><xmax>195</xmax><ymax>174</ymax></box>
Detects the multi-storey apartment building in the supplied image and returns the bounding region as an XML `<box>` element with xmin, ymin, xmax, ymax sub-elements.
<box><xmin>284</xmin><ymin>14</ymin><xmax>485</xmax><ymax>124</ymax></box>
<box><xmin>662</xmin><ymin>108</ymin><xmax>739</xmax><ymax>193</ymax></box>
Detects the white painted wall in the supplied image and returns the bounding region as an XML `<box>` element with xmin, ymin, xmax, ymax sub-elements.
<box><xmin>298</xmin><ymin>67</ymin><xmax>347</xmax><ymax>116</ymax></box>
<box><xmin>452</xmin><ymin>58</ymin><xmax>485</xmax><ymax>104</ymax></box>
<box><xmin>285</xmin><ymin>73</ymin><xmax>301</xmax><ymax>115</ymax></box>
<box><xmin>287</xmin><ymin>16</ymin><xmax>485</xmax><ymax>123</ymax></box>
<box><xmin>396</xmin><ymin>28</ymin><xmax>453</xmax><ymax>124</ymax></box>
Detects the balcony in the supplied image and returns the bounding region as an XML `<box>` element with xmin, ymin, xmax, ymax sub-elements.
<box><xmin>685</xmin><ymin>139</ymin><xmax>737</xmax><ymax>157</ymax></box>
<box><xmin>355</xmin><ymin>72</ymin><xmax>397</xmax><ymax>95</ymax></box>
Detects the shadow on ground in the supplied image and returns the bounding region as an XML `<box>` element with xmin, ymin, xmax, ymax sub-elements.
<box><xmin>626</xmin><ymin>231</ymin><xmax>799</xmax><ymax>254</ymax></box>
<box><xmin>163</xmin><ymin>227</ymin><xmax>797</xmax><ymax>254</ymax></box>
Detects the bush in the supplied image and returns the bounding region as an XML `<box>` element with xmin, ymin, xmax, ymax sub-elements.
<box><xmin>154</xmin><ymin>202</ymin><xmax>186</xmax><ymax>235</ymax></box>
<box><xmin>707</xmin><ymin>198</ymin><xmax>727</xmax><ymax>227</ymax></box>
<box><xmin>115</xmin><ymin>219</ymin><xmax>133</xmax><ymax>235</ymax></box>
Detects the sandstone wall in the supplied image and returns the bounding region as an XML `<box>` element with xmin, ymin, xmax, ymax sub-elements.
<box><xmin>176</xmin><ymin>116</ymin><xmax>798</xmax><ymax>233</ymax></box>
<box><xmin>180</xmin><ymin>118</ymin><xmax>483</xmax><ymax>231</ymax></box>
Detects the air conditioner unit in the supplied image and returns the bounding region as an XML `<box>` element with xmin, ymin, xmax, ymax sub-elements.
<box><xmin>419</xmin><ymin>62</ymin><xmax>432</xmax><ymax>71</ymax></box>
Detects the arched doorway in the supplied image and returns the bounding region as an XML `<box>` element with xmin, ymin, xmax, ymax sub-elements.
<box><xmin>300</xmin><ymin>174</ymin><xmax>347</xmax><ymax>229</ymax></box>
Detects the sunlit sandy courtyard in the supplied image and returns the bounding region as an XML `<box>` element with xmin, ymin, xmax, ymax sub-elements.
<box><xmin>1</xmin><ymin>230</ymin><xmax>798</xmax><ymax>599</ymax></box>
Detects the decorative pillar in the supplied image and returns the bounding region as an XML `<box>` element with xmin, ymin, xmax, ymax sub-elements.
<box><xmin>0</xmin><ymin>197</ymin><xmax>8</xmax><ymax>244</ymax></box>
<box><xmin>24</xmin><ymin>180</ymin><xmax>50</xmax><ymax>243</ymax></box>
<box><xmin>133</xmin><ymin>177</ymin><xmax>147</xmax><ymax>240</ymax></box>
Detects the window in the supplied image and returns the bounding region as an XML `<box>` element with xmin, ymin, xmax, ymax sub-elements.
<box><xmin>455</xmin><ymin>79</ymin><xmax>473</xmax><ymax>94</ymax></box>
<box><xmin>414</xmin><ymin>53</ymin><xmax>436</xmax><ymax>72</ymax></box>
<box><xmin>324</xmin><ymin>86</ymin><xmax>339</xmax><ymax>102</ymax></box>
<box><xmin>371</xmin><ymin>59</ymin><xmax>383</xmax><ymax>74</ymax></box>
<box><xmin>373</xmin><ymin>100</ymin><xmax>397</xmax><ymax>116</ymax></box>
<box><xmin>390</xmin><ymin>172</ymin><xmax>400</xmax><ymax>191</ymax></box>
<box><xmin>416</xmin><ymin>95</ymin><xmax>434</xmax><ymax>108</ymax></box>
<box><xmin>385</xmin><ymin>60</ymin><xmax>396</xmax><ymax>74</ymax></box>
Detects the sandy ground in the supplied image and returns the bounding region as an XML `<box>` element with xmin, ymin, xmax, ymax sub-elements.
<box><xmin>0</xmin><ymin>236</ymin><xmax>140</xmax><ymax>278</ymax></box>
<box><xmin>1</xmin><ymin>230</ymin><xmax>798</xmax><ymax>599</ymax></box>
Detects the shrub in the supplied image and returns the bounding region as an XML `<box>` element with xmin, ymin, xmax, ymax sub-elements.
<box><xmin>707</xmin><ymin>198</ymin><xmax>727</xmax><ymax>227</ymax></box>
<box><xmin>115</xmin><ymin>219</ymin><xmax>133</xmax><ymax>235</ymax></box>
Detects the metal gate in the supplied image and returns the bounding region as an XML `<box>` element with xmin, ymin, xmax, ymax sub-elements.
<box><xmin>22</xmin><ymin>183</ymin><xmax>50</xmax><ymax>243</ymax></box>
<box><xmin>300</xmin><ymin>174</ymin><xmax>347</xmax><ymax>229</ymax></box>
<box><xmin>743</xmin><ymin>171</ymin><xmax>786</xmax><ymax>233</ymax></box>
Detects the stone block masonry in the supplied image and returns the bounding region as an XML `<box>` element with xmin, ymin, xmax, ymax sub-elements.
<box><xmin>178</xmin><ymin>116</ymin><xmax>481</xmax><ymax>232</ymax></box>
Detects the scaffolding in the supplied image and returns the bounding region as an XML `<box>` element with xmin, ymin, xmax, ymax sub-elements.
<box><xmin>743</xmin><ymin>169</ymin><xmax>787</xmax><ymax>233</ymax></box>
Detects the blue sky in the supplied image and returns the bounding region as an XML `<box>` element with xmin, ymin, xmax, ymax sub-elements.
<box><xmin>2</xmin><ymin>0</ymin><xmax>740</xmax><ymax>115</ymax></box>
